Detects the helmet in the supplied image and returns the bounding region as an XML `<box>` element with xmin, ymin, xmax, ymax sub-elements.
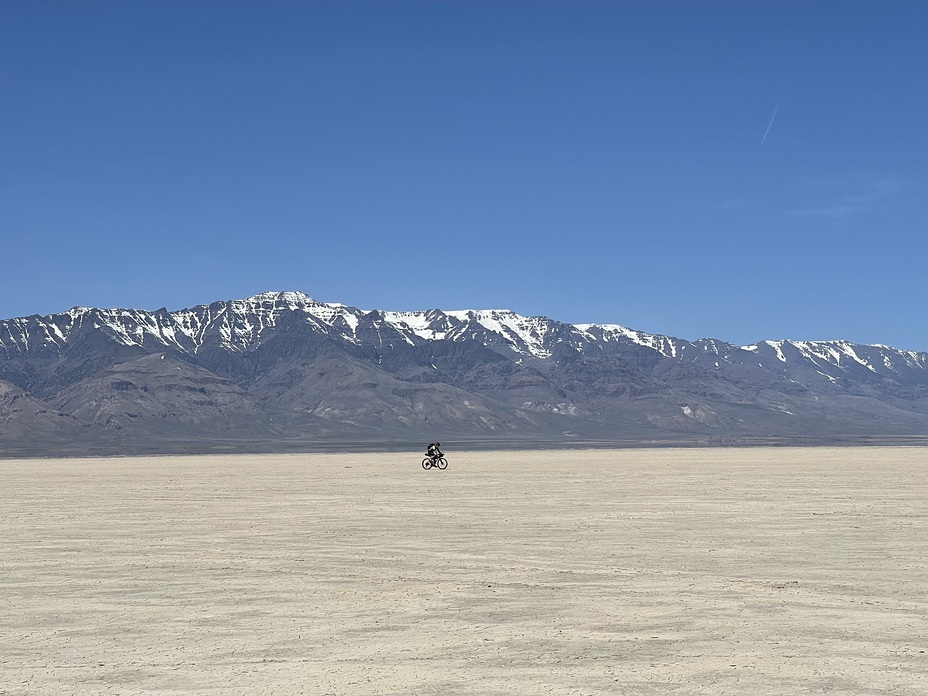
<box><xmin>436</xmin><ymin>442</ymin><xmax>440</xmax><ymax>447</ymax></box>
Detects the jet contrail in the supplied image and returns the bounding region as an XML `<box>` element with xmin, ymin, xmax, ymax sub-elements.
<box><xmin>761</xmin><ymin>76</ymin><xmax>791</xmax><ymax>146</ymax></box>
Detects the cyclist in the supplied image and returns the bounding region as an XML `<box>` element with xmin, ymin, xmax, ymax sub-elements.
<box><xmin>426</xmin><ymin>442</ymin><xmax>443</xmax><ymax>461</ymax></box>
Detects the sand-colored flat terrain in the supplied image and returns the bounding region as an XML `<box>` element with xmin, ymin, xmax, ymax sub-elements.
<box><xmin>1</xmin><ymin>447</ymin><xmax>926</xmax><ymax>695</ymax></box>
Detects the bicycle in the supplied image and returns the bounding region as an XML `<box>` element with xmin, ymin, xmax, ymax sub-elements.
<box><xmin>421</xmin><ymin>455</ymin><xmax>448</xmax><ymax>470</ymax></box>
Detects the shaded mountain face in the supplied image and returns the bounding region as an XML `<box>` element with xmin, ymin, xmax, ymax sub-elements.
<box><xmin>0</xmin><ymin>378</ymin><xmax>105</xmax><ymax>455</ymax></box>
<box><xmin>1</xmin><ymin>291</ymin><xmax>926</xmax><ymax>455</ymax></box>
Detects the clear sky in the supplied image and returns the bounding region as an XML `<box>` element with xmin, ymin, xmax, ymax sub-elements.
<box><xmin>2</xmin><ymin>1</ymin><xmax>926</xmax><ymax>351</ymax></box>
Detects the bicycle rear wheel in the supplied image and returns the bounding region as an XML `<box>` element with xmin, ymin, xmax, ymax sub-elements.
<box><xmin>421</xmin><ymin>457</ymin><xmax>432</xmax><ymax>470</ymax></box>
<box><xmin>436</xmin><ymin>457</ymin><xmax>448</xmax><ymax>470</ymax></box>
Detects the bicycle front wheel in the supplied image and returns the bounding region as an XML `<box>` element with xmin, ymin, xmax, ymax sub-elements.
<box><xmin>436</xmin><ymin>457</ymin><xmax>448</xmax><ymax>470</ymax></box>
<box><xmin>422</xmin><ymin>457</ymin><xmax>432</xmax><ymax>470</ymax></box>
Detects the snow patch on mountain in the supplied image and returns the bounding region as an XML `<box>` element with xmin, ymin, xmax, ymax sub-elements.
<box><xmin>576</xmin><ymin>323</ymin><xmax>682</xmax><ymax>358</ymax></box>
<box><xmin>446</xmin><ymin>310</ymin><xmax>554</xmax><ymax>357</ymax></box>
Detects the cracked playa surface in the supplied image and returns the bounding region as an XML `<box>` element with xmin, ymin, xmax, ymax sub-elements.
<box><xmin>1</xmin><ymin>447</ymin><xmax>926</xmax><ymax>695</ymax></box>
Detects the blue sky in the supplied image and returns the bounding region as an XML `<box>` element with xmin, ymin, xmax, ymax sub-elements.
<box><xmin>2</xmin><ymin>1</ymin><xmax>926</xmax><ymax>350</ymax></box>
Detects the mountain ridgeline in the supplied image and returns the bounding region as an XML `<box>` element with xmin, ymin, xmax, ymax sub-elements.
<box><xmin>1</xmin><ymin>291</ymin><xmax>926</xmax><ymax>456</ymax></box>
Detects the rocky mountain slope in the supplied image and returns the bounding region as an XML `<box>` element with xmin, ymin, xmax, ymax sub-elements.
<box><xmin>2</xmin><ymin>291</ymin><xmax>926</xmax><ymax>456</ymax></box>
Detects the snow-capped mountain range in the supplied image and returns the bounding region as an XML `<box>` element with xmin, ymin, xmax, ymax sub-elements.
<box><xmin>1</xmin><ymin>291</ymin><xmax>926</xmax><ymax>456</ymax></box>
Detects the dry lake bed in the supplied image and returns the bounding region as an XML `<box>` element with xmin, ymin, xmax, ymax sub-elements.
<box><xmin>1</xmin><ymin>447</ymin><xmax>926</xmax><ymax>695</ymax></box>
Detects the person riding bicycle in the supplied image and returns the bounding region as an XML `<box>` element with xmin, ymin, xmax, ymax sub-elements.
<box><xmin>426</xmin><ymin>442</ymin><xmax>443</xmax><ymax>461</ymax></box>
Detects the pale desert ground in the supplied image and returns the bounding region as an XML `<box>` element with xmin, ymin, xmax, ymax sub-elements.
<box><xmin>1</xmin><ymin>447</ymin><xmax>926</xmax><ymax>695</ymax></box>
